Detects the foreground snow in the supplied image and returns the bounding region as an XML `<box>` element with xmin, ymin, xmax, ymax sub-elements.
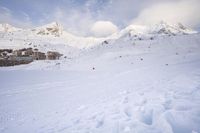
<box><xmin>0</xmin><ymin>34</ymin><xmax>200</xmax><ymax>133</ymax></box>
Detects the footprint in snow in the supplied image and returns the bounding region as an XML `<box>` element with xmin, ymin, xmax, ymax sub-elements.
<box><xmin>120</xmin><ymin>95</ymin><xmax>129</xmax><ymax>104</ymax></box>
<box><xmin>139</xmin><ymin>109</ymin><xmax>153</xmax><ymax>125</ymax></box>
<box><xmin>124</xmin><ymin>106</ymin><xmax>132</xmax><ymax>119</ymax></box>
<box><xmin>95</xmin><ymin>116</ymin><xmax>104</xmax><ymax>128</ymax></box>
<box><xmin>119</xmin><ymin>90</ymin><xmax>130</xmax><ymax>104</ymax></box>
<box><xmin>96</xmin><ymin>119</ymin><xmax>104</xmax><ymax>128</ymax></box>
<box><xmin>163</xmin><ymin>99</ymin><xmax>172</xmax><ymax>110</ymax></box>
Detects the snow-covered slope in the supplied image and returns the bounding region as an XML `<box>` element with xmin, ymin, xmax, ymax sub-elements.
<box><xmin>0</xmin><ymin>22</ymin><xmax>200</xmax><ymax>133</ymax></box>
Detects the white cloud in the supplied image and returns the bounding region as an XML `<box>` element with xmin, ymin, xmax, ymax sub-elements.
<box><xmin>132</xmin><ymin>0</ymin><xmax>200</xmax><ymax>28</ymax></box>
<box><xmin>1</xmin><ymin>0</ymin><xmax>199</xmax><ymax>35</ymax></box>
<box><xmin>39</xmin><ymin>7</ymin><xmax>95</xmax><ymax>36</ymax></box>
<box><xmin>0</xmin><ymin>6</ymin><xmax>32</xmax><ymax>28</ymax></box>
<box><xmin>91</xmin><ymin>21</ymin><xmax>118</xmax><ymax>37</ymax></box>
<box><xmin>0</xmin><ymin>7</ymin><xmax>12</xmax><ymax>22</ymax></box>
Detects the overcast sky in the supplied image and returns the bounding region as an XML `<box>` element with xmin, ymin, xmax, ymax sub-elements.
<box><xmin>0</xmin><ymin>0</ymin><xmax>200</xmax><ymax>36</ymax></box>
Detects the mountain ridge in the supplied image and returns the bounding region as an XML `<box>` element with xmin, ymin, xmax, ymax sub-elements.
<box><xmin>0</xmin><ymin>21</ymin><xmax>197</xmax><ymax>38</ymax></box>
<box><xmin>0</xmin><ymin>21</ymin><xmax>198</xmax><ymax>51</ymax></box>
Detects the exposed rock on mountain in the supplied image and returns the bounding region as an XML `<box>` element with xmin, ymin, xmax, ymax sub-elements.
<box><xmin>33</xmin><ymin>22</ymin><xmax>63</xmax><ymax>37</ymax></box>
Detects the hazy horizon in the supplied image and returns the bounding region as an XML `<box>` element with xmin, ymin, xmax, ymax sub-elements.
<box><xmin>0</xmin><ymin>0</ymin><xmax>200</xmax><ymax>36</ymax></box>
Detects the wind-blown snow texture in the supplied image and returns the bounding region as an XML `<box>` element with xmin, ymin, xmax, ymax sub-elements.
<box><xmin>0</xmin><ymin>23</ymin><xmax>200</xmax><ymax>133</ymax></box>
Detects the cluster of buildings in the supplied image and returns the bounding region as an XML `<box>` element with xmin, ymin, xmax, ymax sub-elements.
<box><xmin>0</xmin><ymin>48</ymin><xmax>63</xmax><ymax>66</ymax></box>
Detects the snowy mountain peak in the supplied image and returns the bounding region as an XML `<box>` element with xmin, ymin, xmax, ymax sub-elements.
<box><xmin>0</xmin><ymin>23</ymin><xmax>22</xmax><ymax>32</ymax></box>
<box><xmin>106</xmin><ymin>21</ymin><xmax>198</xmax><ymax>44</ymax></box>
<box><xmin>151</xmin><ymin>21</ymin><xmax>197</xmax><ymax>35</ymax></box>
<box><xmin>117</xmin><ymin>22</ymin><xmax>197</xmax><ymax>39</ymax></box>
<box><xmin>34</xmin><ymin>22</ymin><xmax>63</xmax><ymax>37</ymax></box>
<box><xmin>40</xmin><ymin>22</ymin><xmax>61</xmax><ymax>29</ymax></box>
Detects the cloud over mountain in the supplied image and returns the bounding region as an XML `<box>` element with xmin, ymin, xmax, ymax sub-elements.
<box><xmin>132</xmin><ymin>0</ymin><xmax>200</xmax><ymax>28</ymax></box>
<box><xmin>91</xmin><ymin>21</ymin><xmax>118</xmax><ymax>37</ymax></box>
